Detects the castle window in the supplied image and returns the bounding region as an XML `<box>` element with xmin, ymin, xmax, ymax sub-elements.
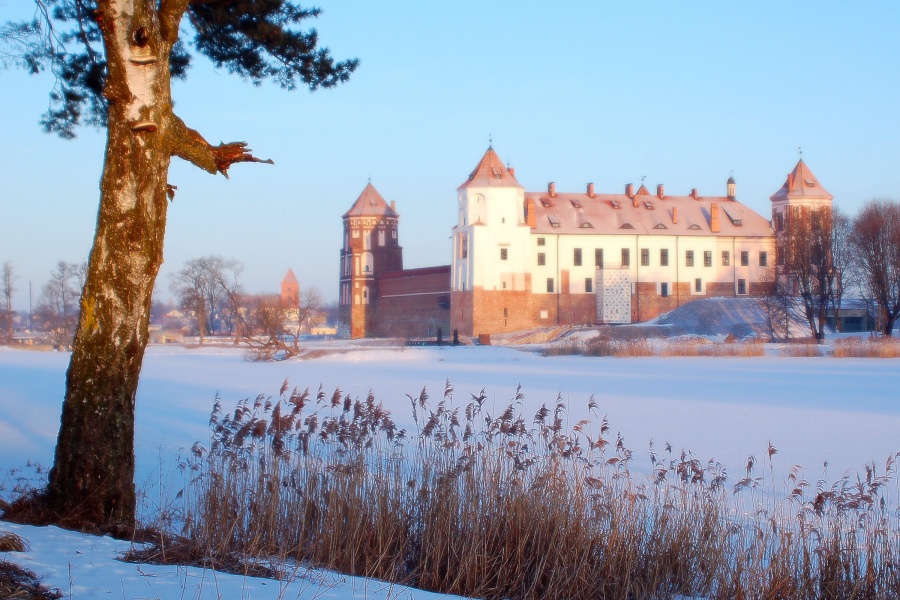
<box><xmin>500</xmin><ymin>248</ymin><xmax>508</xmax><ymax>261</ymax></box>
<box><xmin>660</xmin><ymin>249</ymin><xmax>669</xmax><ymax>266</ymax></box>
<box><xmin>585</xmin><ymin>278</ymin><xmax>593</xmax><ymax>293</ymax></box>
<box><xmin>695</xmin><ymin>278</ymin><xmax>702</xmax><ymax>293</ymax></box>
<box><xmin>378</xmin><ymin>230</ymin><xmax>385</xmax><ymax>246</ymax></box>
<box><xmin>537</xmin><ymin>237</ymin><xmax>546</xmax><ymax>246</ymax></box>
<box><xmin>661</xmin><ymin>282</ymin><xmax>669</xmax><ymax>297</ymax></box>
<box><xmin>704</xmin><ymin>251</ymin><xmax>712</xmax><ymax>267</ymax></box>
<box><xmin>738</xmin><ymin>279</ymin><xmax>747</xmax><ymax>295</ymax></box>
<box><xmin>641</xmin><ymin>248</ymin><xmax>649</xmax><ymax>267</ymax></box>
<box><xmin>722</xmin><ymin>251</ymin><xmax>730</xmax><ymax>266</ymax></box>
<box><xmin>621</xmin><ymin>248</ymin><xmax>630</xmax><ymax>267</ymax></box>
<box><xmin>741</xmin><ymin>251</ymin><xmax>749</xmax><ymax>266</ymax></box>
<box><xmin>547</xmin><ymin>278</ymin><xmax>555</xmax><ymax>293</ymax></box>
<box><xmin>776</xmin><ymin>213</ymin><xmax>784</xmax><ymax>231</ymax></box>
<box><xmin>537</xmin><ymin>252</ymin><xmax>546</xmax><ymax>266</ymax></box>
<box><xmin>574</xmin><ymin>248</ymin><xmax>582</xmax><ymax>266</ymax></box>
<box><xmin>685</xmin><ymin>251</ymin><xmax>694</xmax><ymax>267</ymax></box>
<box><xmin>759</xmin><ymin>251</ymin><xmax>768</xmax><ymax>267</ymax></box>
<box><xmin>595</xmin><ymin>249</ymin><xmax>604</xmax><ymax>268</ymax></box>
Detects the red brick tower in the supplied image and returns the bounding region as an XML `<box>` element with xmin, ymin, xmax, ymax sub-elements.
<box><xmin>281</xmin><ymin>268</ymin><xmax>299</xmax><ymax>308</ymax></box>
<box><xmin>339</xmin><ymin>183</ymin><xmax>403</xmax><ymax>338</ymax></box>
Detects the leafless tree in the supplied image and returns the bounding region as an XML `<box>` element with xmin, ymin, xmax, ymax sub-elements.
<box><xmin>780</xmin><ymin>206</ymin><xmax>833</xmax><ymax>342</ymax></box>
<box><xmin>850</xmin><ymin>199</ymin><xmax>900</xmax><ymax>336</ymax></box>
<box><xmin>828</xmin><ymin>206</ymin><xmax>855</xmax><ymax>332</ymax></box>
<box><xmin>1</xmin><ymin>261</ymin><xmax>16</xmax><ymax>344</ymax></box>
<box><xmin>758</xmin><ymin>264</ymin><xmax>792</xmax><ymax>342</ymax></box>
<box><xmin>169</xmin><ymin>256</ymin><xmax>242</xmax><ymax>344</ymax></box>
<box><xmin>244</xmin><ymin>287</ymin><xmax>324</xmax><ymax>361</ymax></box>
<box><xmin>36</xmin><ymin>261</ymin><xmax>84</xmax><ymax>348</ymax></box>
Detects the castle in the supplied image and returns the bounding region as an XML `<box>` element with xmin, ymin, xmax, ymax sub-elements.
<box><xmin>339</xmin><ymin>147</ymin><xmax>832</xmax><ymax>339</ymax></box>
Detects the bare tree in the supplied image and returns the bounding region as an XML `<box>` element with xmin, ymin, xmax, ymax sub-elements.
<box><xmin>170</xmin><ymin>256</ymin><xmax>242</xmax><ymax>344</ymax></box>
<box><xmin>850</xmin><ymin>199</ymin><xmax>900</xmax><ymax>336</ymax></box>
<box><xmin>244</xmin><ymin>287</ymin><xmax>323</xmax><ymax>360</ymax></box>
<box><xmin>758</xmin><ymin>264</ymin><xmax>792</xmax><ymax>342</ymax></box>
<box><xmin>1</xmin><ymin>261</ymin><xmax>16</xmax><ymax>344</ymax></box>
<box><xmin>780</xmin><ymin>206</ymin><xmax>833</xmax><ymax>342</ymax></box>
<box><xmin>36</xmin><ymin>261</ymin><xmax>84</xmax><ymax>348</ymax></box>
<box><xmin>829</xmin><ymin>206</ymin><xmax>855</xmax><ymax>332</ymax></box>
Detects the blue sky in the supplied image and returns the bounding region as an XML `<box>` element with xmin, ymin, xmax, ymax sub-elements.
<box><xmin>2</xmin><ymin>1</ymin><xmax>899</xmax><ymax>308</ymax></box>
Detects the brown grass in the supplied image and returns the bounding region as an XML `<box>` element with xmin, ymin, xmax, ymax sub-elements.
<box><xmin>780</xmin><ymin>342</ymin><xmax>825</xmax><ymax>357</ymax></box>
<box><xmin>138</xmin><ymin>382</ymin><xmax>900</xmax><ymax>600</ymax></box>
<box><xmin>834</xmin><ymin>337</ymin><xmax>900</xmax><ymax>358</ymax></box>
<box><xmin>0</xmin><ymin>560</ymin><xmax>61</xmax><ymax>600</ymax></box>
<box><xmin>0</xmin><ymin>532</ymin><xmax>27</xmax><ymax>552</ymax></box>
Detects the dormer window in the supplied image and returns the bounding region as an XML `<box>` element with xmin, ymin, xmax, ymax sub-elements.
<box><xmin>540</xmin><ymin>199</ymin><xmax>552</xmax><ymax>208</ymax></box>
<box><xmin>610</xmin><ymin>200</ymin><xmax>621</xmax><ymax>209</ymax></box>
<box><xmin>805</xmin><ymin>178</ymin><xmax>815</xmax><ymax>187</ymax></box>
<box><xmin>619</xmin><ymin>223</ymin><xmax>634</xmax><ymax>229</ymax></box>
<box><xmin>579</xmin><ymin>222</ymin><xmax>593</xmax><ymax>228</ymax></box>
<box><xmin>548</xmin><ymin>214</ymin><xmax>561</xmax><ymax>228</ymax></box>
<box><xmin>491</xmin><ymin>167</ymin><xmax>502</xmax><ymax>179</ymax></box>
<box><xmin>688</xmin><ymin>224</ymin><xmax>701</xmax><ymax>230</ymax></box>
<box><xmin>643</xmin><ymin>201</ymin><xmax>654</xmax><ymax>210</ymax></box>
<box><xmin>570</xmin><ymin>199</ymin><xmax>582</xmax><ymax>208</ymax></box>
<box><xmin>653</xmin><ymin>223</ymin><xmax>667</xmax><ymax>229</ymax></box>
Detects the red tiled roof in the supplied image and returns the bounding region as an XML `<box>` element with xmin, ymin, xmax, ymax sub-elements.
<box><xmin>282</xmin><ymin>268</ymin><xmax>298</xmax><ymax>285</ymax></box>
<box><xmin>343</xmin><ymin>182</ymin><xmax>398</xmax><ymax>219</ymax></box>
<box><xmin>769</xmin><ymin>159</ymin><xmax>833</xmax><ymax>202</ymax></box>
<box><xmin>457</xmin><ymin>147</ymin><xmax>524</xmax><ymax>190</ymax></box>
<box><xmin>528</xmin><ymin>190</ymin><xmax>772</xmax><ymax>237</ymax></box>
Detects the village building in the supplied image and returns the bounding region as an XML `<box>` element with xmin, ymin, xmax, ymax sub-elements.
<box><xmin>340</xmin><ymin>147</ymin><xmax>833</xmax><ymax>339</ymax></box>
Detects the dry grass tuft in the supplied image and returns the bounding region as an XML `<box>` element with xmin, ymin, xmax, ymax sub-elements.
<box><xmin>0</xmin><ymin>532</ymin><xmax>27</xmax><ymax>552</ymax></box>
<box><xmin>0</xmin><ymin>560</ymin><xmax>62</xmax><ymax>600</ymax></box>
<box><xmin>144</xmin><ymin>382</ymin><xmax>900</xmax><ymax>600</ymax></box>
<box><xmin>780</xmin><ymin>342</ymin><xmax>824</xmax><ymax>357</ymax></box>
<box><xmin>834</xmin><ymin>337</ymin><xmax>900</xmax><ymax>358</ymax></box>
<box><xmin>661</xmin><ymin>338</ymin><xmax>765</xmax><ymax>357</ymax></box>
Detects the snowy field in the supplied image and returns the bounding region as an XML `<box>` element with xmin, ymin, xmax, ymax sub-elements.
<box><xmin>2</xmin><ymin>342</ymin><xmax>899</xmax><ymax>597</ymax></box>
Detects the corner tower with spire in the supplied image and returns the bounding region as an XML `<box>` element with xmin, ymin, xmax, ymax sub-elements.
<box><xmin>339</xmin><ymin>182</ymin><xmax>403</xmax><ymax>338</ymax></box>
<box><xmin>769</xmin><ymin>159</ymin><xmax>833</xmax><ymax>272</ymax></box>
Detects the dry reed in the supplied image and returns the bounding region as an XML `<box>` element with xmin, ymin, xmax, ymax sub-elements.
<box><xmin>156</xmin><ymin>383</ymin><xmax>900</xmax><ymax>600</ymax></box>
<box><xmin>833</xmin><ymin>337</ymin><xmax>900</xmax><ymax>358</ymax></box>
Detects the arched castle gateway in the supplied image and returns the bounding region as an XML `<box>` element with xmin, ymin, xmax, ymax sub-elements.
<box><xmin>340</xmin><ymin>148</ymin><xmax>831</xmax><ymax>339</ymax></box>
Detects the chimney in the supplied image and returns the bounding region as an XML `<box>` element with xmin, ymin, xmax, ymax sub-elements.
<box><xmin>625</xmin><ymin>183</ymin><xmax>634</xmax><ymax>198</ymax></box>
<box><xmin>657</xmin><ymin>184</ymin><xmax>664</xmax><ymax>199</ymax></box>
<box><xmin>690</xmin><ymin>188</ymin><xmax>698</xmax><ymax>199</ymax></box>
<box><xmin>710</xmin><ymin>203</ymin><xmax>721</xmax><ymax>233</ymax></box>
<box><xmin>587</xmin><ymin>182</ymin><xmax>595</xmax><ymax>198</ymax></box>
<box><xmin>526</xmin><ymin>198</ymin><xmax>536</xmax><ymax>228</ymax></box>
<box><xmin>509</xmin><ymin>166</ymin><xmax>516</xmax><ymax>178</ymax></box>
<box><xmin>390</xmin><ymin>200</ymin><xmax>396</xmax><ymax>213</ymax></box>
<box><xmin>548</xmin><ymin>182</ymin><xmax>556</xmax><ymax>198</ymax></box>
<box><xmin>672</xmin><ymin>207</ymin><xmax>678</xmax><ymax>224</ymax></box>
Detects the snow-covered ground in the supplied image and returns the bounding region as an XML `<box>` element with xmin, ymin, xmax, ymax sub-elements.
<box><xmin>2</xmin><ymin>341</ymin><xmax>899</xmax><ymax>597</ymax></box>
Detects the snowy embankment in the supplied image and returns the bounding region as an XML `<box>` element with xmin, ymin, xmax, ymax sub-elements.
<box><xmin>1</xmin><ymin>342</ymin><xmax>899</xmax><ymax>596</ymax></box>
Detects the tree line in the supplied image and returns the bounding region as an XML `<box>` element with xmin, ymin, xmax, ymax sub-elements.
<box><xmin>1</xmin><ymin>256</ymin><xmax>330</xmax><ymax>353</ymax></box>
